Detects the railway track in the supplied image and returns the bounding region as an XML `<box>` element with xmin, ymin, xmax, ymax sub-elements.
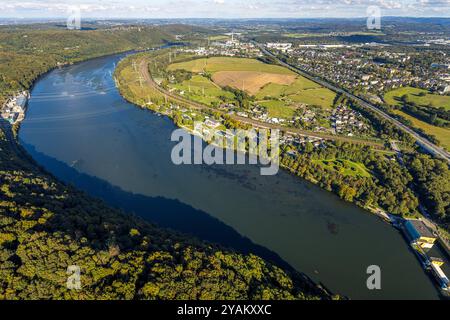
<box><xmin>137</xmin><ymin>57</ymin><xmax>386</xmax><ymax>149</ymax></box>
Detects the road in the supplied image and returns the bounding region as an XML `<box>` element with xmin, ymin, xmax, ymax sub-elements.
<box><xmin>137</xmin><ymin>58</ymin><xmax>386</xmax><ymax>149</ymax></box>
<box><xmin>255</xmin><ymin>43</ymin><xmax>450</xmax><ymax>163</ymax></box>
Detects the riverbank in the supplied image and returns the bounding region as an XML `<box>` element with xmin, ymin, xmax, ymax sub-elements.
<box><xmin>114</xmin><ymin>51</ymin><xmax>450</xmax><ymax>298</ymax></box>
<box><xmin>115</xmin><ymin>53</ymin><xmax>402</xmax><ymax>225</ymax></box>
<box><xmin>16</xmin><ymin>49</ymin><xmax>443</xmax><ymax>299</ymax></box>
<box><xmin>0</xmin><ymin>51</ymin><xmax>334</xmax><ymax>301</ymax></box>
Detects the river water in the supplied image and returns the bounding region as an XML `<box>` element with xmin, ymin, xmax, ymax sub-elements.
<box><xmin>19</xmin><ymin>53</ymin><xmax>440</xmax><ymax>299</ymax></box>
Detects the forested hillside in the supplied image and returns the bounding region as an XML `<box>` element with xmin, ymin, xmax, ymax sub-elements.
<box><xmin>0</xmin><ymin>25</ymin><xmax>328</xmax><ymax>300</ymax></box>
<box><xmin>0</xmin><ymin>25</ymin><xmax>174</xmax><ymax>104</ymax></box>
<box><xmin>0</xmin><ymin>127</ymin><xmax>326</xmax><ymax>299</ymax></box>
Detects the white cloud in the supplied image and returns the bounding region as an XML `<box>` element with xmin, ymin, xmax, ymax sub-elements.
<box><xmin>0</xmin><ymin>0</ymin><xmax>448</xmax><ymax>18</ymax></box>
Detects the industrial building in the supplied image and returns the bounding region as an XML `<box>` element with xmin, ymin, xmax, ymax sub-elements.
<box><xmin>404</xmin><ymin>219</ymin><xmax>437</xmax><ymax>249</ymax></box>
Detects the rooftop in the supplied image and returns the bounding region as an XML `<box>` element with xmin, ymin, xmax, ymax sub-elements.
<box><xmin>405</xmin><ymin>219</ymin><xmax>435</xmax><ymax>239</ymax></box>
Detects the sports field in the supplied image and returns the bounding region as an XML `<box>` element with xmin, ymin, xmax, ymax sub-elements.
<box><xmin>385</xmin><ymin>86</ymin><xmax>450</xmax><ymax>110</ymax></box>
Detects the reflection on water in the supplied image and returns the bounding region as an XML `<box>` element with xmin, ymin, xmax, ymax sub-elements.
<box><xmin>19</xmin><ymin>54</ymin><xmax>440</xmax><ymax>300</ymax></box>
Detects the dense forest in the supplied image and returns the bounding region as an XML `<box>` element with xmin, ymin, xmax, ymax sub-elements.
<box><xmin>280</xmin><ymin>141</ymin><xmax>450</xmax><ymax>231</ymax></box>
<box><xmin>0</xmin><ymin>126</ymin><xmax>326</xmax><ymax>299</ymax></box>
<box><xmin>0</xmin><ymin>25</ymin><xmax>329</xmax><ymax>300</ymax></box>
<box><xmin>0</xmin><ymin>26</ymin><xmax>175</xmax><ymax>104</ymax></box>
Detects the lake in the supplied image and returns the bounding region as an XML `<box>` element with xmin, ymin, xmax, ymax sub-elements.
<box><xmin>19</xmin><ymin>53</ymin><xmax>440</xmax><ymax>299</ymax></box>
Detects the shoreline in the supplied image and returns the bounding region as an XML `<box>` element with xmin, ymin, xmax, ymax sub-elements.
<box><xmin>13</xmin><ymin>49</ymin><xmax>447</xmax><ymax>299</ymax></box>
<box><xmin>115</xmin><ymin>53</ymin><xmax>396</xmax><ymax>226</ymax></box>
<box><xmin>114</xmin><ymin>52</ymin><xmax>450</xmax><ymax>298</ymax></box>
<box><xmin>9</xmin><ymin>49</ymin><xmax>335</xmax><ymax>299</ymax></box>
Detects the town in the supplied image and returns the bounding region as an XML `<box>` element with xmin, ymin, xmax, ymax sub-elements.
<box><xmin>270</xmin><ymin>41</ymin><xmax>450</xmax><ymax>104</ymax></box>
<box><xmin>0</xmin><ymin>91</ymin><xmax>29</xmax><ymax>125</ymax></box>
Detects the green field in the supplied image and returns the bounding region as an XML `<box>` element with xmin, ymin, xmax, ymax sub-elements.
<box><xmin>313</xmin><ymin>159</ymin><xmax>372</xmax><ymax>178</ymax></box>
<box><xmin>385</xmin><ymin>86</ymin><xmax>450</xmax><ymax>110</ymax></box>
<box><xmin>208</xmin><ymin>35</ymin><xmax>230</xmax><ymax>41</ymax></box>
<box><xmin>168</xmin><ymin>57</ymin><xmax>295</xmax><ymax>75</ymax></box>
<box><xmin>256</xmin><ymin>77</ymin><xmax>336</xmax><ymax>110</ymax></box>
<box><xmin>169</xmin><ymin>74</ymin><xmax>234</xmax><ymax>105</ymax></box>
<box><xmin>168</xmin><ymin>57</ymin><xmax>336</xmax><ymax>117</ymax></box>
<box><xmin>259</xmin><ymin>100</ymin><xmax>297</xmax><ymax>118</ymax></box>
<box><xmin>393</xmin><ymin>109</ymin><xmax>450</xmax><ymax>150</ymax></box>
<box><xmin>116</xmin><ymin>55</ymin><xmax>166</xmax><ymax>106</ymax></box>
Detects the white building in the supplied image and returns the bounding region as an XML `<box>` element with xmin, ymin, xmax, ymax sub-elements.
<box><xmin>266</xmin><ymin>42</ymin><xmax>293</xmax><ymax>52</ymax></box>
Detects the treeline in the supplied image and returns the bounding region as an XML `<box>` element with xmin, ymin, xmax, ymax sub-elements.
<box><xmin>0</xmin><ymin>133</ymin><xmax>328</xmax><ymax>299</ymax></box>
<box><xmin>281</xmin><ymin>140</ymin><xmax>449</xmax><ymax>231</ymax></box>
<box><xmin>398</xmin><ymin>94</ymin><xmax>450</xmax><ymax>128</ymax></box>
<box><xmin>0</xmin><ymin>26</ymin><xmax>174</xmax><ymax>104</ymax></box>
<box><xmin>281</xmin><ymin>142</ymin><xmax>419</xmax><ymax>217</ymax></box>
<box><xmin>167</xmin><ymin>69</ymin><xmax>193</xmax><ymax>84</ymax></box>
<box><xmin>223</xmin><ymin>86</ymin><xmax>253</xmax><ymax>109</ymax></box>
<box><xmin>405</xmin><ymin>154</ymin><xmax>450</xmax><ymax>227</ymax></box>
<box><xmin>0</xmin><ymin>26</ymin><xmax>330</xmax><ymax>300</ymax></box>
<box><xmin>349</xmin><ymin>100</ymin><xmax>415</xmax><ymax>144</ymax></box>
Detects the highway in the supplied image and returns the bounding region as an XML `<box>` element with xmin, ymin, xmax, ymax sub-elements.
<box><xmin>255</xmin><ymin>43</ymin><xmax>450</xmax><ymax>163</ymax></box>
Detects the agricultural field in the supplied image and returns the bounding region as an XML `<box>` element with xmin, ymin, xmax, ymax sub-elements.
<box><xmin>256</xmin><ymin>76</ymin><xmax>336</xmax><ymax>110</ymax></box>
<box><xmin>169</xmin><ymin>74</ymin><xmax>234</xmax><ymax>106</ymax></box>
<box><xmin>167</xmin><ymin>57</ymin><xmax>336</xmax><ymax>116</ymax></box>
<box><xmin>385</xmin><ymin>86</ymin><xmax>450</xmax><ymax>110</ymax></box>
<box><xmin>212</xmin><ymin>71</ymin><xmax>296</xmax><ymax>95</ymax></box>
<box><xmin>208</xmin><ymin>35</ymin><xmax>230</xmax><ymax>41</ymax></box>
<box><xmin>259</xmin><ymin>100</ymin><xmax>297</xmax><ymax>118</ymax></box>
<box><xmin>168</xmin><ymin>57</ymin><xmax>295</xmax><ymax>74</ymax></box>
<box><xmin>313</xmin><ymin>159</ymin><xmax>372</xmax><ymax>178</ymax></box>
<box><xmin>393</xmin><ymin>109</ymin><xmax>450</xmax><ymax>150</ymax></box>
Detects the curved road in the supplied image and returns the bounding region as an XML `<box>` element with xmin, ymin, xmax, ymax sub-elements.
<box><xmin>255</xmin><ymin>43</ymin><xmax>450</xmax><ymax>163</ymax></box>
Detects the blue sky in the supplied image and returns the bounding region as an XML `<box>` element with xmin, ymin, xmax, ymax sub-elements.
<box><xmin>0</xmin><ymin>0</ymin><xmax>448</xmax><ymax>19</ymax></box>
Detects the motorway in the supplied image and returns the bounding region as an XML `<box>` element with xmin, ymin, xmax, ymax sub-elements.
<box><xmin>255</xmin><ymin>43</ymin><xmax>450</xmax><ymax>163</ymax></box>
<box><xmin>137</xmin><ymin>58</ymin><xmax>386</xmax><ymax>149</ymax></box>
